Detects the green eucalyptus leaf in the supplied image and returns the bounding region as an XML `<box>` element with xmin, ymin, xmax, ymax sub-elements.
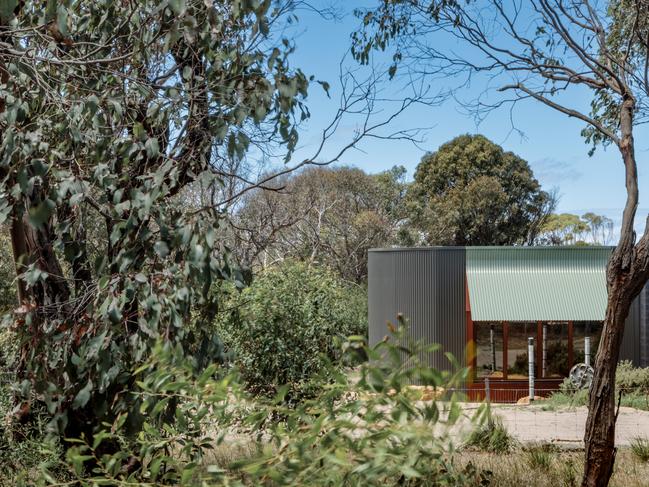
<box><xmin>0</xmin><ymin>0</ymin><xmax>17</xmax><ymax>21</ymax></box>
<box><xmin>168</xmin><ymin>0</ymin><xmax>186</xmax><ymax>16</ymax></box>
<box><xmin>27</xmin><ymin>199</ymin><xmax>55</xmax><ymax>229</ymax></box>
<box><xmin>72</xmin><ymin>380</ymin><xmax>93</xmax><ymax>409</ymax></box>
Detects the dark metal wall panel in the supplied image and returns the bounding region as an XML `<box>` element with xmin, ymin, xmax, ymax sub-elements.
<box><xmin>621</xmin><ymin>295</ymin><xmax>642</xmax><ymax>365</ymax></box>
<box><xmin>368</xmin><ymin>251</ymin><xmax>395</xmax><ymax>348</ymax></box>
<box><xmin>368</xmin><ymin>248</ymin><xmax>466</xmax><ymax>372</ymax></box>
<box><xmin>639</xmin><ymin>284</ymin><xmax>649</xmax><ymax>367</ymax></box>
<box><xmin>433</xmin><ymin>248</ymin><xmax>467</xmax><ymax>369</ymax></box>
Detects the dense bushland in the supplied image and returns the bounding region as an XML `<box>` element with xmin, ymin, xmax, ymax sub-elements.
<box><xmin>216</xmin><ymin>261</ymin><xmax>367</xmax><ymax>401</ymax></box>
<box><xmin>0</xmin><ymin>325</ymin><xmax>492</xmax><ymax>486</ymax></box>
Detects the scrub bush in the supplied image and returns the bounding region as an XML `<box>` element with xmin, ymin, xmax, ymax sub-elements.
<box><xmin>616</xmin><ymin>360</ymin><xmax>649</xmax><ymax>392</ymax></box>
<box><xmin>630</xmin><ymin>437</ymin><xmax>649</xmax><ymax>463</ymax></box>
<box><xmin>524</xmin><ymin>443</ymin><xmax>558</xmax><ymax>472</ymax></box>
<box><xmin>216</xmin><ymin>262</ymin><xmax>367</xmax><ymax>401</ymax></box>
<box><xmin>544</xmin><ymin>362</ymin><xmax>649</xmax><ymax>411</ymax></box>
<box><xmin>466</xmin><ymin>415</ymin><xmax>515</xmax><ymax>454</ymax></box>
<box><xmin>35</xmin><ymin>325</ymin><xmax>490</xmax><ymax>486</ymax></box>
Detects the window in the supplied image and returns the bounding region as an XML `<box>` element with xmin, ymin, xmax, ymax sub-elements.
<box><xmin>472</xmin><ymin>321</ymin><xmax>604</xmax><ymax>381</ymax></box>
<box><xmin>541</xmin><ymin>322</ymin><xmax>570</xmax><ymax>378</ymax></box>
<box><xmin>507</xmin><ymin>322</ymin><xmax>536</xmax><ymax>378</ymax></box>
<box><xmin>475</xmin><ymin>322</ymin><xmax>503</xmax><ymax>378</ymax></box>
<box><xmin>573</xmin><ymin>321</ymin><xmax>602</xmax><ymax>366</ymax></box>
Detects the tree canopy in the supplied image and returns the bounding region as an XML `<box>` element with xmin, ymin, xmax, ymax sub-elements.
<box><xmin>408</xmin><ymin>134</ymin><xmax>553</xmax><ymax>246</ymax></box>
<box><xmin>537</xmin><ymin>212</ymin><xmax>614</xmax><ymax>246</ymax></box>
<box><xmin>0</xmin><ymin>0</ymin><xmax>332</xmax><ymax>439</ymax></box>
<box><xmin>229</xmin><ymin>165</ymin><xmax>408</xmax><ymax>282</ymax></box>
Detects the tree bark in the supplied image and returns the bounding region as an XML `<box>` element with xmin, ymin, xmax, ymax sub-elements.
<box><xmin>9</xmin><ymin>214</ymin><xmax>28</xmax><ymax>305</ymax></box>
<box><xmin>582</xmin><ymin>95</ymin><xmax>649</xmax><ymax>487</ymax></box>
<box><xmin>582</xmin><ymin>289</ymin><xmax>630</xmax><ymax>486</ymax></box>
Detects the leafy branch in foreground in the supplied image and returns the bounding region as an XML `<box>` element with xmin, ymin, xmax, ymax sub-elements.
<box><xmin>40</xmin><ymin>322</ymin><xmax>490</xmax><ymax>486</ymax></box>
<box><xmin>0</xmin><ymin>0</ymin><xmax>423</xmax><ymax>449</ymax></box>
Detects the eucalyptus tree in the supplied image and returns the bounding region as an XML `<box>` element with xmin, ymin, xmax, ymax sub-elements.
<box><xmin>0</xmin><ymin>0</ymin><xmax>414</xmax><ymax>445</ymax></box>
<box><xmin>537</xmin><ymin>212</ymin><xmax>614</xmax><ymax>245</ymax></box>
<box><xmin>229</xmin><ymin>165</ymin><xmax>409</xmax><ymax>282</ymax></box>
<box><xmin>352</xmin><ymin>1</ymin><xmax>649</xmax><ymax>485</ymax></box>
<box><xmin>408</xmin><ymin>134</ymin><xmax>553</xmax><ymax>246</ymax></box>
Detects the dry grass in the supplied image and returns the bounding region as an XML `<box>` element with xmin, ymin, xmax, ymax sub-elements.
<box><xmin>199</xmin><ymin>434</ymin><xmax>263</xmax><ymax>470</ymax></box>
<box><xmin>456</xmin><ymin>448</ymin><xmax>649</xmax><ymax>487</ymax></box>
<box><xmin>200</xmin><ymin>429</ymin><xmax>649</xmax><ymax>487</ymax></box>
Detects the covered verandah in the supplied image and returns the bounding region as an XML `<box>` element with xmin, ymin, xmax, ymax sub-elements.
<box><xmin>464</xmin><ymin>247</ymin><xmax>608</xmax><ymax>402</ymax></box>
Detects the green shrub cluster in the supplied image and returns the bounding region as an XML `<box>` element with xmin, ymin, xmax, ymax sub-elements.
<box><xmin>544</xmin><ymin>361</ymin><xmax>649</xmax><ymax>411</ymax></box>
<box><xmin>630</xmin><ymin>437</ymin><xmax>649</xmax><ymax>463</ymax></box>
<box><xmin>216</xmin><ymin>262</ymin><xmax>367</xmax><ymax>401</ymax></box>
<box><xmin>523</xmin><ymin>443</ymin><xmax>559</xmax><ymax>472</ymax></box>
<box><xmin>616</xmin><ymin>360</ymin><xmax>649</xmax><ymax>391</ymax></box>
<box><xmin>22</xmin><ymin>325</ymin><xmax>490</xmax><ymax>486</ymax></box>
<box><xmin>0</xmin><ymin>349</ymin><xmax>69</xmax><ymax>484</ymax></box>
<box><xmin>465</xmin><ymin>415</ymin><xmax>515</xmax><ymax>454</ymax></box>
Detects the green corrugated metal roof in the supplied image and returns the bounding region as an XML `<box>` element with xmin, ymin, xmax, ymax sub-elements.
<box><xmin>466</xmin><ymin>247</ymin><xmax>612</xmax><ymax>322</ymax></box>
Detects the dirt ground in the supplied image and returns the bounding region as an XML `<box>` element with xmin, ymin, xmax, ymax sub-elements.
<box><xmin>469</xmin><ymin>404</ymin><xmax>649</xmax><ymax>446</ymax></box>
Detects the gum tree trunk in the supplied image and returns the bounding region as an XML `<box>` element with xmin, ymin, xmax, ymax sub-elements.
<box><xmin>582</xmin><ymin>95</ymin><xmax>649</xmax><ymax>486</ymax></box>
<box><xmin>582</xmin><ymin>288</ymin><xmax>631</xmax><ymax>485</ymax></box>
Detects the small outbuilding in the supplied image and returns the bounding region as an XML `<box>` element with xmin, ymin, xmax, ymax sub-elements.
<box><xmin>368</xmin><ymin>246</ymin><xmax>649</xmax><ymax>401</ymax></box>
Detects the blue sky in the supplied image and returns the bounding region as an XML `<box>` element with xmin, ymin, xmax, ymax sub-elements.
<box><xmin>282</xmin><ymin>3</ymin><xmax>649</xmax><ymax>236</ymax></box>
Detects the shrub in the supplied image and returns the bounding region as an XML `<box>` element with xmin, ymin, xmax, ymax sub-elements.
<box><xmin>216</xmin><ymin>262</ymin><xmax>367</xmax><ymax>400</ymax></box>
<box><xmin>630</xmin><ymin>437</ymin><xmax>649</xmax><ymax>463</ymax></box>
<box><xmin>0</xmin><ymin>361</ymin><xmax>69</xmax><ymax>484</ymax></box>
<box><xmin>558</xmin><ymin>457</ymin><xmax>578</xmax><ymax>487</ymax></box>
<box><xmin>616</xmin><ymin>360</ymin><xmax>649</xmax><ymax>392</ymax></box>
<box><xmin>466</xmin><ymin>415</ymin><xmax>515</xmax><ymax>454</ymax></box>
<box><xmin>545</xmin><ymin>362</ymin><xmax>649</xmax><ymax>411</ymax></box>
<box><xmin>524</xmin><ymin>443</ymin><xmax>557</xmax><ymax>471</ymax></box>
<box><xmin>38</xmin><ymin>325</ymin><xmax>490</xmax><ymax>486</ymax></box>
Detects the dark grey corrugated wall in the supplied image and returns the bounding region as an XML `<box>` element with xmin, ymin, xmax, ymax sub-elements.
<box><xmin>621</xmin><ymin>295</ymin><xmax>643</xmax><ymax>365</ymax></box>
<box><xmin>637</xmin><ymin>284</ymin><xmax>649</xmax><ymax>367</ymax></box>
<box><xmin>368</xmin><ymin>248</ymin><xmax>466</xmax><ymax>372</ymax></box>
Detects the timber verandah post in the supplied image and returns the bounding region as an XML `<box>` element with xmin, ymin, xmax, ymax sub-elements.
<box><xmin>536</xmin><ymin>321</ymin><xmax>543</xmax><ymax>379</ymax></box>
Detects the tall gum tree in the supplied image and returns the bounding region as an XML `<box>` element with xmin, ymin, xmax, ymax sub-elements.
<box><xmin>352</xmin><ymin>1</ymin><xmax>649</xmax><ymax>485</ymax></box>
<box><xmin>0</xmin><ymin>0</ymin><xmax>419</xmax><ymax>444</ymax></box>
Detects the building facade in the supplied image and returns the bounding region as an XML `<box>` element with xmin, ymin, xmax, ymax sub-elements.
<box><xmin>368</xmin><ymin>247</ymin><xmax>648</xmax><ymax>400</ymax></box>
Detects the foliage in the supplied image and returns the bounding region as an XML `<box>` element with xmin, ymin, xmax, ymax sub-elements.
<box><xmin>0</xmin><ymin>359</ymin><xmax>69</xmax><ymax>485</ymax></box>
<box><xmin>230</xmin><ymin>165</ymin><xmax>410</xmax><ymax>283</ymax></box>
<box><xmin>630</xmin><ymin>437</ymin><xmax>649</xmax><ymax>463</ymax></box>
<box><xmin>456</xmin><ymin>450</ymin><xmax>642</xmax><ymax>487</ymax></box>
<box><xmin>0</xmin><ymin>0</ymin><xmax>317</xmax><ymax>442</ymax></box>
<box><xmin>524</xmin><ymin>443</ymin><xmax>557</xmax><ymax>472</ymax></box>
<box><xmin>407</xmin><ymin>135</ymin><xmax>553</xmax><ymax>246</ymax></box>
<box><xmin>0</xmin><ymin>228</ymin><xmax>15</xmax><ymax>314</ymax></box>
<box><xmin>465</xmin><ymin>415</ymin><xmax>515</xmax><ymax>454</ymax></box>
<box><xmin>216</xmin><ymin>261</ymin><xmax>367</xmax><ymax>401</ymax></box>
<box><xmin>616</xmin><ymin>361</ymin><xmax>649</xmax><ymax>392</ymax></box>
<box><xmin>543</xmin><ymin>363</ymin><xmax>649</xmax><ymax>411</ymax></box>
<box><xmin>581</xmin><ymin>0</ymin><xmax>649</xmax><ymax>152</ymax></box>
<box><xmin>25</xmin><ymin>324</ymin><xmax>491</xmax><ymax>486</ymax></box>
<box><xmin>536</xmin><ymin>213</ymin><xmax>614</xmax><ymax>246</ymax></box>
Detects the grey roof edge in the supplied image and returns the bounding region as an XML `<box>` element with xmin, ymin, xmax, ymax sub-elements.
<box><xmin>369</xmin><ymin>245</ymin><xmax>615</xmax><ymax>253</ymax></box>
<box><xmin>369</xmin><ymin>246</ymin><xmax>465</xmax><ymax>252</ymax></box>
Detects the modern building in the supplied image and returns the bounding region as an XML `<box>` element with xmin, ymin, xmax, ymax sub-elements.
<box><xmin>368</xmin><ymin>246</ymin><xmax>649</xmax><ymax>401</ymax></box>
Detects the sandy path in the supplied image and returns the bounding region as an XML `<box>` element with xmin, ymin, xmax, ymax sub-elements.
<box><xmin>479</xmin><ymin>405</ymin><xmax>649</xmax><ymax>446</ymax></box>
